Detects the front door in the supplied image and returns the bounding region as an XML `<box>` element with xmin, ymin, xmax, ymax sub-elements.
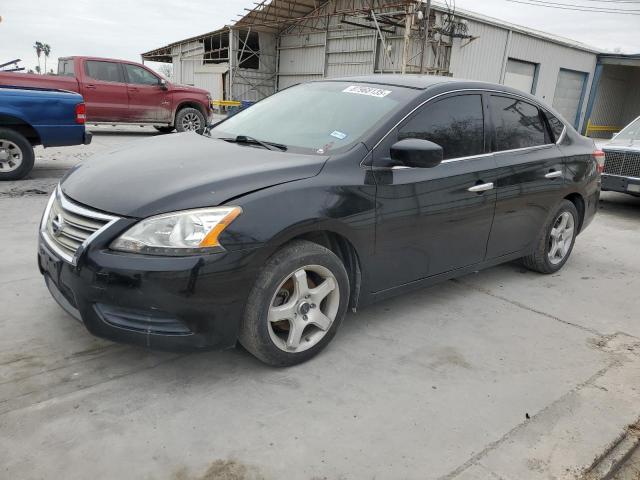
<box><xmin>122</xmin><ymin>64</ymin><xmax>171</xmax><ymax>123</ymax></box>
<box><xmin>486</xmin><ymin>94</ymin><xmax>565</xmax><ymax>259</ymax></box>
<box><xmin>81</xmin><ymin>60</ymin><xmax>129</xmax><ymax>122</ymax></box>
<box><xmin>370</xmin><ymin>93</ymin><xmax>498</xmax><ymax>292</ymax></box>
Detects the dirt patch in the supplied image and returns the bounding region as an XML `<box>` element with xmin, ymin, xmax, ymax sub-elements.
<box><xmin>173</xmin><ymin>460</ymin><xmax>265</xmax><ymax>480</ymax></box>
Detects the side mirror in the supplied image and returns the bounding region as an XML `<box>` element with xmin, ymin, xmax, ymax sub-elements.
<box><xmin>159</xmin><ymin>79</ymin><xmax>168</xmax><ymax>90</ymax></box>
<box><xmin>390</xmin><ymin>138</ymin><xmax>443</xmax><ymax>168</ymax></box>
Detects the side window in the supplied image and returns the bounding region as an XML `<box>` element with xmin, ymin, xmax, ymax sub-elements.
<box><xmin>398</xmin><ymin>94</ymin><xmax>485</xmax><ymax>160</ymax></box>
<box><xmin>124</xmin><ymin>64</ymin><xmax>160</xmax><ymax>86</ymax></box>
<box><xmin>58</xmin><ymin>59</ymin><xmax>75</xmax><ymax>77</ymax></box>
<box><xmin>85</xmin><ymin>61</ymin><xmax>122</xmax><ymax>83</ymax></box>
<box><xmin>544</xmin><ymin>111</ymin><xmax>566</xmax><ymax>142</ymax></box>
<box><xmin>491</xmin><ymin>95</ymin><xmax>550</xmax><ymax>151</ymax></box>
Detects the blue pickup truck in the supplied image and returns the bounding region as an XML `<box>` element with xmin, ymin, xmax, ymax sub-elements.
<box><xmin>0</xmin><ymin>86</ymin><xmax>91</xmax><ymax>180</ymax></box>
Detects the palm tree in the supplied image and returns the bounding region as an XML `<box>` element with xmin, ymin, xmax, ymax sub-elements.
<box><xmin>42</xmin><ymin>44</ymin><xmax>51</xmax><ymax>73</ymax></box>
<box><xmin>34</xmin><ymin>41</ymin><xmax>43</xmax><ymax>74</ymax></box>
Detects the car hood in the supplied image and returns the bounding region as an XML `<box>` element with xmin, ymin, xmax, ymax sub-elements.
<box><xmin>61</xmin><ymin>133</ymin><xmax>328</xmax><ymax>218</ymax></box>
<box><xmin>604</xmin><ymin>137</ymin><xmax>639</xmax><ymax>150</ymax></box>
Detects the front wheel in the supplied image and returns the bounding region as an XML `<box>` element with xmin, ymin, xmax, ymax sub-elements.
<box><xmin>0</xmin><ymin>128</ymin><xmax>35</xmax><ymax>181</ymax></box>
<box><xmin>522</xmin><ymin>199</ymin><xmax>579</xmax><ymax>274</ymax></box>
<box><xmin>175</xmin><ymin>107</ymin><xmax>206</xmax><ymax>134</ymax></box>
<box><xmin>239</xmin><ymin>240</ymin><xmax>350</xmax><ymax>366</ymax></box>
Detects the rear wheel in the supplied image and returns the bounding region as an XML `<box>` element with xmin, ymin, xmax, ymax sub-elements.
<box><xmin>0</xmin><ymin>128</ymin><xmax>35</xmax><ymax>181</ymax></box>
<box><xmin>522</xmin><ymin>200</ymin><xmax>579</xmax><ymax>274</ymax></box>
<box><xmin>153</xmin><ymin>126</ymin><xmax>175</xmax><ymax>134</ymax></box>
<box><xmin>239</xmin><ymin>240</ymin><xmax>350</xmax><ymax>366</ymax></box>
<box><xmin>175</xmin><ymin>107</ymin><xmax>206</xmax><ymax>134</ymax></box>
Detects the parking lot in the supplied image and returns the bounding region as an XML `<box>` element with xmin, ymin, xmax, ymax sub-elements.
<box><xmin>1</xmin><ymin>128</ymin><xmax>639</xmax><ymax>480</ymax></box>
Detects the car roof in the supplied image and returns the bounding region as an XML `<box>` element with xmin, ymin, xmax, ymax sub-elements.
<box><xmin>329</xmin><ymin>74</ymin><xmax>461</xmax><ymax>90</ymax></box>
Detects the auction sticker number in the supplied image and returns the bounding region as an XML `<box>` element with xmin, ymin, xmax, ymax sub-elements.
<box><xmin>343</xmin><ymin>85</ymin><xmax>391</xmax><ymax>98</ymax></box>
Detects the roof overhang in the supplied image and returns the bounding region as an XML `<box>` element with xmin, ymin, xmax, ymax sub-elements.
<box><xmin>598</xmin><ymin>53</ymin><xmax>640</xmax><ymax>67</ymax></box>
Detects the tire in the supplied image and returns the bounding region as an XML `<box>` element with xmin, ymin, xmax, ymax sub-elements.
<box><xmin>174</xmin><ymin>107</ymin><xmax>206</xmax><ymax>134</ymax></box>
<box><xmin>0</xmin><ymin>128</ymin><xmax>35</xmax><ymax>181</ymax></box>
<box><xmin>239</xmin><ymin>240</ymin><xmax>350</xmax><ymax>367</ymax></box>
<box><xmin>522</xmin><ymin>199</ymin><xmax>579</xmax><ymax>274</ymax></box>
<box><xmin>153</xmin><ymin>126</ymin><xmax>175</xmax><ymax>134</ymax></box>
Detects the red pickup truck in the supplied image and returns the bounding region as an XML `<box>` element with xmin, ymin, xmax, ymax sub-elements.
<box><xmin>0</xmin><ymin>56</ymin><xmax>212</xmax><ymax>134</ymax></box>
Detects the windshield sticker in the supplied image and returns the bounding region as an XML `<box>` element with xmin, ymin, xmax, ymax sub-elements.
<box><xmin>342</xmin><ymin>85</ymin><xmax>391</xmax><ymax>98</ymax></box>
<box><xmin>330</xmin><ymin>131</ymin><xmax>347</xmax><ymax>140</ymax></box>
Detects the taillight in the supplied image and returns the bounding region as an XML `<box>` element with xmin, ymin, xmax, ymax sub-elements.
<box><xmin>75</xmin><ymin>103</ymin><xmax>86</xmax><ymax>124</ymax></box>
<box><xmin>593</xmin><ymin>150</ymin><xmax>605</xmax><ymax>173</ymax></box>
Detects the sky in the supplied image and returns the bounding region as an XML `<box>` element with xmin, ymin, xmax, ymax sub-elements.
<box><xmin>1</xmin><ymin>0</ymin><xmax>639</xmax><ymax>74</ymax></box>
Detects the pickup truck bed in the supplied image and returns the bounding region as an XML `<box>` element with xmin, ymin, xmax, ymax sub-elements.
<box><xmin>0</xmin><ymin>86</ymin><xmax>90</xmax><ymax>180</ymax></box>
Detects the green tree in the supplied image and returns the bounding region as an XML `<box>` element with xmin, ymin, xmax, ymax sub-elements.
<box><xmin>33</xmin><ymin>41</ymin><xmax>44</xmax><ymax>74</ymax></box>
<box><xmin>42</xmin><ymin>44</ymin><xmax>51</xmax><ymax>73</ymax></box>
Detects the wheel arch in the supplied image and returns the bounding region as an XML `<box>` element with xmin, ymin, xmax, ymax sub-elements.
<box><xmin>173</xmin><ymin>101</ymin><xmax>207</xmax><ymax>123</ymax></box>
<box><xmin>0</xmin><ymin>113</ymin><xmax>41</xmax><ymax>146</ymax></box>
<box><xmin>564</xmin><ymin>192</ymin><xmax>585</xmax><ymax>233</ymax></box>
<box><xmin>264</xmin><ymin>228</ymin><xmax>363</xmax><ymax>312</ymax></box>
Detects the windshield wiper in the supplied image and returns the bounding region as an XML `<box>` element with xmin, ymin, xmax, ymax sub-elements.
<box><xmin>219</xmin><ymin>135</ymin><xmax>287</xmax><ymax>152</ymax></box>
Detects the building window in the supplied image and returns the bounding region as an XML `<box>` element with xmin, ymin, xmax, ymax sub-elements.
<box><xmin>504</xmin><ymin>58</ymin><xmax>539</xmax><ymax>94</ymax></box>
<box><xmin>237</xmin><ymin>30</ymin><xmax>260</xmax><ymax>70</ymax></box>
<box><xmin>203</xmin><ymin>33</ymin><xmax>229</xmax><ymax>65</ymax></box>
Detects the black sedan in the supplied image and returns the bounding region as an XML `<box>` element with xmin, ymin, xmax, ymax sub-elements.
<box><xmin>38</xmin><ymin>76</ymin><xmax>601</xmax><ymax>366</ymax></box>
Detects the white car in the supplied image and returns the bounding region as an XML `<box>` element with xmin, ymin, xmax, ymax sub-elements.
<box><xmin>602</xmin><ymin>116</ymin><xmax>640</xmax><ymax>196</ymax></box>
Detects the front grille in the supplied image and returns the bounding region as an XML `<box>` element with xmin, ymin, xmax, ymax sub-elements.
<box><xmin>42</xmin><ymin>188</ymin><xmax>118</xmax><ymax>263</ymax></box>
<box><xmin>603</xmin><ymin>149</ymin><xmax>640</xmax><ymax>178</ymax></box>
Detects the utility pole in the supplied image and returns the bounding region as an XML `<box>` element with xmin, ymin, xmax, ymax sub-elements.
<box><xmin>401</xmin><ymin>2</ymin><xmax>416</xmax><ymax>74</ymax></box>
<box><xmin>420</xmin><ymin>0</ymin><xmax>432</xmax><ymax>74</ymax></box>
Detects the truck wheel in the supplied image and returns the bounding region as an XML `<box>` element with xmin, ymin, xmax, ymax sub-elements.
<box><xmin>238</xmin><ymin>240</ymin><xmax>350</xmax><ymax>367</ymax></box>
<box><xmin>154</xmin><ymin>126</ymin><xmax>175</xmax><ymax>134</ymax></box>
<box><xmin>175</xmin><ymin>108</ymin><xmax>206</xmax><ymax>134</ymax></box>
<box><xmin>0</xmin><ymin>128</ymin><xmax>35</xmax><ymax>181</ymax></box>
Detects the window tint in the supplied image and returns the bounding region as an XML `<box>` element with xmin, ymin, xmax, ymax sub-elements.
<box><xmin>85</xmin><ymin>61</ymin><xmax>122</xmax><ymax>83</ymax></box>
<box><xmin>491</xmin><ymin>96</ymin><xmax>548</xmax><ymax>150</ymax></box>
<box><xmin>398</xmin><ymin>95</ymin><xmax>485</xmax><ymax>160</ymax></box>
<box><xmin>58</xmin><ymin>59</ymin><xmax>75</xmax><ymax>77</ymax></box>
<box><xmin>544</xmin><ymin>111</ymin><xmax>565</xmax><ymax>142</ymax></box>
<box><xmin>124</xmin><ymin>64</ymin><xmax>159</xmax><ymax>85</ymax></box>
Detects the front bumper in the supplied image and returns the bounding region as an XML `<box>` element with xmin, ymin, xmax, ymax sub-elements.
<box><xmin>601</xmin><ymin>174</ymin><xmax>640</xmax><ymax>195</ymax></box>
<box><xmin>38</xmin><ymin>236</ymin><xmax>261</xmax><ymax>351</ymax></box>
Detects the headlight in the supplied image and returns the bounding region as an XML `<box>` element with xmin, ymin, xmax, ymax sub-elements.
<box><xmin>110</xmin><ymin>206</ymin><xmax>242</xmax><ymax>256</ymax></box>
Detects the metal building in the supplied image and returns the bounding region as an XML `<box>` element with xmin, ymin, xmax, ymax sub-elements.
<box><xmin>141</xmin><ymin>0</ymin><xmax>639</xmax><ymax>136</ymax></box>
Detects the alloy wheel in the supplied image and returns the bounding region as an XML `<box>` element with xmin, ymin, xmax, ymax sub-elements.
<box><xmin>267</xmin><ymin>264</ymin><xmax>340</xmax><ymax>353</ymax></box>
<box><xmin>548</xmin><ymin>211</ymin><xmax>575</xmax><ymax>265</ymax></box>
<box><xmin>0</xmin><ymin>140</ymin><xmax>23</xmax><ymax>172</ymax></box>
<box><xmin>181</xmin><ymin>113</ymin><xmax>202</xmax><ymax>132</ymax></box>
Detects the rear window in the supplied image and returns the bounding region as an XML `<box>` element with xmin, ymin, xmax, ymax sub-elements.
<box><xmin>85</xmin><ymin>61</ymin><xmax>122</xmax><ymax>83</ymax></box>
<box><xmin>491</xmin><ymin>95</ymin><xmax>550</xmax><ymax>151</ymax></box>
<box><xmin>58</xmin><ymin>59</ymin><xmax>75</xmax><ymax>77</ymax></box>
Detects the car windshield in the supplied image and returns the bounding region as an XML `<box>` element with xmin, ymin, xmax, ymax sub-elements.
<box><xmin>210</xmin><ymin>82</ymin><xmax>409</xmax><ymax>154</ymax></box>
<box><xmin>616</xmin><ymin>117</ymin><xmax>640</xmax><ymax>141</ymax></box>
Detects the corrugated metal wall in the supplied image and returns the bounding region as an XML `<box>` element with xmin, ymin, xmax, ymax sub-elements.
<box><xmin>590</xmin><ymin>65</ymin><xmax>640</xmax><ymax>127</ymax></box>
<box><xmin>449</xmin><ymin>19</ymin><xmax>598</xmax><ymax>130</ymax></box>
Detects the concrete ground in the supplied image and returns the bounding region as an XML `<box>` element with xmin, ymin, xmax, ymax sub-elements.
<box><xmin>1</xmin><ymin>128</ymin><xmax>639</xmax><ymax>480</ymax></box>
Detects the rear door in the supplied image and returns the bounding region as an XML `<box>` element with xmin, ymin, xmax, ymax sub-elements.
<box><xmin>122</xmin><ymin>63</ymin><xmax>171</xmax><ymax>123</ymax></box>
<box><xmin>371</xmin><ymin>93</ymin><xmax>498</xmax><ymax>292</ymax></box>
<box><xmin>81</xmin><ymin>60</ymin><xmax>128</xmax><ymax>122</ymax></box>
<box><xmin>486</xmin><ymin>94</ymin><xmax>565</xmax><ymax>259</ymax></box>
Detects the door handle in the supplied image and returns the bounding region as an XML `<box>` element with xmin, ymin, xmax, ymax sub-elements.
<box><xmin>468</xmin><ymin>182</ymin><xmax>494</xmax><ymax>193</ymax></box>
<box><xmin>129</xmin><ymin>87</ymin><xmax>139</xmax><ymax>92</ymax></box>
<box><xmin>545</xmin><ymin>170</ymin><xmax>563</xmax><ymax>179</ymax></box>
<box><xmin>85</xmin><ymin>84</ymin><xmax>96</xmax><ymax>89</ymax></box>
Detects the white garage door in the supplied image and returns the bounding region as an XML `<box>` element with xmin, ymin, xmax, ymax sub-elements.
<box><xmin>553</xmin><ymin>69</ymin><xmax>587</xmax><ymax>128</ymax></box>
<box><xmin>504</xmin><ymin>59</ymin><xmax>537</xmax><ymax>94</ymax></box>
